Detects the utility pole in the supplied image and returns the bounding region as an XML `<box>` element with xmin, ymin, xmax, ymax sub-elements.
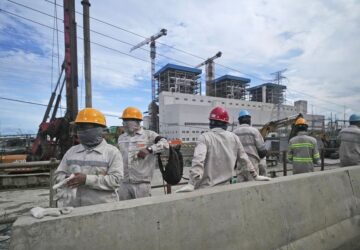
<box><xmin>195</xmin><ymin>51</ymin><xmax>222</xmax><ymax>96</ymax></box>
<box><xmin>81</xmin><ymin>0</ymin><xmax>92</xmax><ymax>107</ymax></box>
<box><xmin>271</xmin><ymin>69</ymin><xmax>287</xmax><ymax>120</ymax></box>
<box><xmin>63</xmin><ymin>0</ymin><xmax>78</xmax><ymax>121</ymax></box>
<box><xmin>343</xmin><ymin>105</ymin><xmax>346</xmax><ymax>127</ymax></box>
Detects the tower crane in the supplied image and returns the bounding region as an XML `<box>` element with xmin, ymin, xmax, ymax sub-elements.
<box><xmin>130</xmin><ymin>29</ymin><xmax>167</xmax><ymax>101</ymax></box>
<box><xmin>195</xmin><ymin>51</ymin><xmax>222</xmax><ymax>95</ymax></box>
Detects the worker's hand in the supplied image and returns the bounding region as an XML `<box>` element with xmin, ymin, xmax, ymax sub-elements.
<box><xmin>254</xmin><ymin>175</ymin><xmax>271</xmax><ymax>181</ymax></box>
<box><xmin>137</xmin><ymin>149</ymin><xmax>150</xmax><ymax>159</ymax></box>
<box><xmin>175</xmin><ymin>184</ymin><xmax>195</xmax><ymax>193</ymax></box>
<box><xmin>66</xmin><ymin>173</ymin><xmax>86</xmax><ymax>188</ymax></box>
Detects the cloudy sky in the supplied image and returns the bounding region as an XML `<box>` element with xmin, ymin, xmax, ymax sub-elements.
<box><xmin>0</xmin><ymin>0</ymin><xmax>359</xmax><ymax>134</ymax></box>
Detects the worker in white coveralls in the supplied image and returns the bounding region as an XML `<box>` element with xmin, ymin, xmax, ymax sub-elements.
<box><xmin>117</xmin><ymin>107</ymin><xmax>169</xmax><ymax>200</ymax></box>
<box><xmin>233</xmin><ymin>110</ymin><xmax>267</xmax><ymax>182</ymax></box>
<box><xmin>287</xmin><ymin>117</ymin><xmax>320</xmax><ymax>174</ymax></box>
<box><xmin>176</xmin><ymin>106</ymin><xmax>271</xmax><ymax>193</ymax></box>
<box><xmin>54</xmin><ymin>108</ymin><xmax>123</xmax><ymax>207</ymax></box>
<box><xmin>338</xmin><ymin>114</ymin><xmax>360</xmax><ymax>167</ymax></box>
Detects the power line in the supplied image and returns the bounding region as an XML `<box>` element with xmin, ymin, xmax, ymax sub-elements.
<box><xmin>0</xmin><ymin>8</ymin><xmax>152</xmax><ymax>65</ymax></box>
<box><xmin>43</xmin><ymin>0</ymin><xmax>269</xmax><ymax>81</ymax></box>
<box><xmin>7</xmin><ymin>0</ymin><xmax>194</xmax><ymax>67</ymax></box>
<box><xmin>0</xmin><ymin>96</ymin><xmax>119</xmax><ymax>118</ymax></box>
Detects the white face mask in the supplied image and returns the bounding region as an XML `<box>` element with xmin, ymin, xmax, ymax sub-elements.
<box><xmin>123</xmin><ymin>120</ymin><xmax>140</xmax><ymax>134</ymax></box>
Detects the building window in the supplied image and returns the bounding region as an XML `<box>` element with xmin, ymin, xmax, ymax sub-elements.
<box><xmin>184</xmin><ymin>98</ymin><xmax>188</xmax><ymax>101</ymax></box>
<box><xmin>200</xmin><ymin>100</ymin><xmax>204</xmax><ymax>102</ymax></box>
<box><xmin>236</xmin><ymin>103</ymin><xmax>239</xmax><ymax>106</ymax></box>
<box><xmin>175</xmin><ymin>97</ymin><xmax>179</xmax><ymax>100</ymax></box>
<box><xmin>192</xmin><ymin>99</ymin><xmax>196</xmax><ymax>102</ymax></box>
<box><xmin>208</xmin><ymin>101</ymin><xmax>211</xmax><ymax>103</ymax></box>
<box><xmin>229</xmin><ymin>103</ymin><xmax>233</xmax><ymax>105</ymax></box>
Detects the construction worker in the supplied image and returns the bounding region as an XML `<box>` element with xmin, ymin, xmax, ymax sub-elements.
<box><xmin>54</xmin><ymin>108</ymin><xmax>123</xmax><ymax>207</ymax></box>
<box><xmin>338</xmin><ymin>114</ymin><xmax>360</xmax><ymax>167</ymax></box>
<box><xmin>176</xmin><ymin>107</ymin><xmax>270</xmax><ymax>192</ymax></box>
<box><xmin>287</xmin><ymin>117</ymin><xmax>320</xmax><ymax>174</ymax></box>
<box><xmin>233</xmin><ymin>110</ymin><xmax>267</xmax><ymax>181</ymax></box>
<box><xmin>117</xmin><ymin>106</ymin><xmax>169</xmax><ymax>200</ymax></box>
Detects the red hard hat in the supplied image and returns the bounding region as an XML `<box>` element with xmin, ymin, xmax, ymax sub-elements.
<box><xmin>209</xmin><ymin>106</ymin><xmax>229</xmax><ymax>123</ymax></box>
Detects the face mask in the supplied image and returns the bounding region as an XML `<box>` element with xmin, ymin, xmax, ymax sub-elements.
<box><xmin>123</xmin><ymin>120</ymin><xmax>140</xmax><ymax>134</ymax></box>
<box><xmin>77</xmin><ymin>127</ymin><xmax>104</xmax><ymax>148</ymax></box>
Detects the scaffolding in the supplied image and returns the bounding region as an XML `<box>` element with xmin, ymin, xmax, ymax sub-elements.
<box><xmin>154</xmin><ymin>64</ymin><xmax>202</xmax><ymax>100</ymax></box>
<box><xmin>248</xmin><ymin>83</ymin><xmax>286</xmax><ymax>104</ymax></box>
<box><xmin>207</xmin><ymin>75</ymin><xmax>250</xmax><ymax>100</ymax></box>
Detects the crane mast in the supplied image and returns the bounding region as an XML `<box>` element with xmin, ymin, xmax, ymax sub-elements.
<box><xmin>195</xmin><ymin>51</ymin><xmax>222</xmax><ymax>96</ymax></box>
<box><xmin>130</xmin><ymin>29</ymin><xmax>167</xmax><ymax>101</ymax></box>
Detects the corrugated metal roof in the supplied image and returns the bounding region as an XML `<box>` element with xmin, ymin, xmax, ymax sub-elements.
<box><xmin>214</xmin><ymin>74</ymin><xmax>251</xmax><ymax>84</ymax></box>
<box><xmin>154</xmin><ymin>63</ymin><xmax>202</xmax><ymax>77</ymax></box>
<box><xmin>247</xmin><ymin>82</ymin><xmax>287</xmax><ymax>91</ymax></box>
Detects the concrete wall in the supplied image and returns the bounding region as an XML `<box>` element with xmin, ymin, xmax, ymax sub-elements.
<box><xmin>10</xmin><ymin>166</ymin><xmax>360</xmax><ymax>250</ymax></box>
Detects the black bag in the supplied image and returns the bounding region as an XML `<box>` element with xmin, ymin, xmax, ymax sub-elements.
<box><xmin>157</xmin><ymin>144</ymin><xmax>184</xmax><ymax>185</ymax></box>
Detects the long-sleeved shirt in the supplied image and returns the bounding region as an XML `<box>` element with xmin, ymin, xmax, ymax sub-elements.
<box><xmin>338</xmin><ymin>125</ymin><xmax>360</xmax><ymax>167</ymax></box>
<box><xmin>118</xmin><ymin>128</ymin><xmax>169</xmax><ymax>183</ymax></box>
<box><xmin>288</xmin><ymin>131</ymin><xmax>320</xmax><ymax>174</ymax></box>
<box><xmin>233</xmin><ymin>124</ymin><xmax>266</xmax><ymax>168</ymax></box>
<box><xmin>55</xmin><ymin>139</ymin><xmax>123</xmax><ymax>207</ymax></box>
<box><xmin>189</xmin><ymin>127</ymin><xmax>256</xmax><ymax>189</ymax></box>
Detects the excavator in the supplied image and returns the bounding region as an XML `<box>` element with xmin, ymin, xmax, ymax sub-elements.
<box><xmin>259</xmin><ymin>113</ymin><xmax>339</xmax><ymax>166</ymax></box>
<box><xmin>259</xmin><ymin>113</ymin><xmax>303</xmax><ymax>166</ymax></box>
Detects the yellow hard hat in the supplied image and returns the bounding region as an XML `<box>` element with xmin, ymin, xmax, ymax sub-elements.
<box><xmin>295</xmin><ymin>117</ymin><xmax>307</xmax><ymax>126</ymax></box>
<box><xmin>75</xmin><ymin>108</ymin><xmax>106</xmax><ymax>126</ymax></box>
<box><xmin>120</xmin><ymin>107</ymin><xmax>143</xmax><ymax>120</ymax></box>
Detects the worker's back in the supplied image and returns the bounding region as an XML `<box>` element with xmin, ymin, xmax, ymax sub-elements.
<box><xmin>288</xmin><ymin>131</ymin><xmax>320</xmax><ymax>174</ymax></box>
<box><xmin>338</xmin><ymin>125</ymin><xmax>360</xmax><ymax>167</ymax></box>
<box><xmin>191</xmin><ymin>127</ymin><xmax>240</xmax><ymax>189</ymax></box>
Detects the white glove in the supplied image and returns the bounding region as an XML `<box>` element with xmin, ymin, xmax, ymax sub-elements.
<box><xmin>53</xmin><ymin>174</ymin><xmax>75</xmax><ymax>190</ymax></box>
<box><xmin>54</xmin><ymin>187</ymin><xmax>77</xmax><ymax>205</ymax></box>
<box><xmin>30</xmin><ymin>207</ymin><xmax>74</xmax><ymax>219</ymax></box>
<box><xmin>254</xmin><ymin>175</ymin><xmax>271</xmax><ymax>181</ymax></box>
<box><xmin>175</xmin><ymin>184</ymin><xmax>195</xmax><ymax>193</ymax></box>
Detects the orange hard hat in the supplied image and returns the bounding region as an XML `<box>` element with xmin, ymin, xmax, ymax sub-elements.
<box><xmin>75</xmin><ymin>108</ymin><xmax>106</xmax><ymax>126</ymax></box>
<box><xmin>120</xmin><ymin>107</ymin><xmax>143</xmax><ymax>120</ymax></box>
<box><xmin>295</xmin><ymin>117</ymin><xmax>308</xmax><ymax>126</ymax></box>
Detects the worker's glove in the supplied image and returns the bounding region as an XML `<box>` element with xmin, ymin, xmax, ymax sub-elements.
<box><xmin>53</xmin><ymin>174</ymin><xmax>75</xmax><ymax>190</ymax></box>
<box><xmin>55</xmin><ymin>187</ymin><xmax>77</xmax><ymax>205</ymax></box>
<box><xmin>175</xmin><ymin>184</ymin><xmax>195</xmax><ymax>193</ymax></box>
<box><xmin>137</xmin><ymin>148</ymin><xmax>150</xmax><ymax>159</ymax></box>
<box><xmin>30</xmin><ymin>207</ymin><xmax>74</xmax><ymax>219</ymax></box>
<box><xmin>254</xmin><ymin>175</ymin><xmax>271</xmax><ymax>181</ymax></box>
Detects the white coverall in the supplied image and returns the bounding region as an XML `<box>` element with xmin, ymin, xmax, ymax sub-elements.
<box><xmin>55</xmin><ymin>139</ymin><xmax>123</xmax><ymax>207</ymax></box>
<box><xmin>117</xmin><ymin>128</ymin><xmax>169</xmax><ymax>200</ymax></box>
<box><xmin>189</xmin><ymin>127</ymin><xmax>257</xmax><ymax>189</ymax></box>
<box><xmin>338</xmin><ymin>125</ymin><xmax>360</xmax><ymax>167</ymax></box>
<box><xmin>233</xmin><ymin>124</ymin><xmax>267</xmax><ymax>181</ymax></box>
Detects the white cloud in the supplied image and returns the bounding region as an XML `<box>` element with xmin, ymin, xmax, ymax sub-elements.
<box><xmin>0</xmin><ymin>0</ymin><xmax>359</xmax><ymax>134</ymax></box>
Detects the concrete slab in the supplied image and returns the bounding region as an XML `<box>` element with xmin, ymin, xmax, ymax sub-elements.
<box><xmin>9</xmin><ymin>166</ymin><xmax>360</xmax><ymax>250</ymax></box>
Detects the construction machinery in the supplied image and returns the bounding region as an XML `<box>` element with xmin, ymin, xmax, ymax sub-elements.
<box><xmin>195</xmin><ymin>51</ymin><xmax>222</xmax><ymax>96</ymax></box>
<box><xmin>130</xmin><ymin>28</ymin><xmax>167</xmax><ymax>102</ymax></box>
<box><xmin>130</xmin><ymin>29</ymin><xmax>167</xmax><ymax>132</ymax></box>
<box><xmin>29</xmin><ymin>0</ymin><xmax>79</xmax><ymax>161</ymax></box>
<box><xmin>259</xmin><ymin>113</ymin><xmax>303</xmax><ymax>166</ymax></box>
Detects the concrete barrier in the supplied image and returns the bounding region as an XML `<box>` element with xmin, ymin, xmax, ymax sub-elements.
<box><xmin>10</xmin><ymin>166</ymin><xmax>360</xmax><ymax>250</ymax></box>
